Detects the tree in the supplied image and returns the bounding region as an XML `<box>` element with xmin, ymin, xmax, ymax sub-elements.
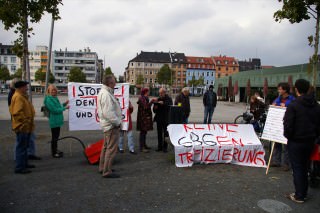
<box><xmin>274</xmin><ymin>0</ymin><xmax>320</xmax><ymax>92</ymax></box>
<box><xmin>157</xmin><ymin>64</ymin><xmax>174</xmax><ymax>86</ymax></box>
<box><xmin>0</xmin><ymin>66</ymin><xmax>11</xmax><ymax>81</ymax></box>
<box><xmin>68</xmin><ymin>67</ymin><xmax>86</xmax><ymax>83</ymax></box>
<box><xmin>11</xmin><ymin>68</ymin><xmax>22</xmax><ymax>79</ymax></box>
<box><xmin>104</xmin><ymin>67</ymin><xmax>113</xmax><ymax>76</ymax></box>
<box><xmin>136</xmin><ymin>74</ymin><xmax>144</xmax><ymax>86</ymax></box>
<box><xmin>35</xmin><ymin>68</ymin><xmax>55</xmax><ymax>83</ymax></box>
<box><xmin>0</xmin><ymin>0</ymin><xmax>62</xmax><ymax>98</ymax></box>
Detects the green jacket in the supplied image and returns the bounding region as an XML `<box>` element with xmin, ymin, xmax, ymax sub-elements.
<box><xmin>44</xmin><ymin>95</ymin><xmax>66</xmax><ymax>128</ymax></box>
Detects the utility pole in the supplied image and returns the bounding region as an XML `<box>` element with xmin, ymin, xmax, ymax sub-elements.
<box><xmin>45</xmin><ymin>15</ymin><xmax>54</xmax><ymax>96</ymax></box>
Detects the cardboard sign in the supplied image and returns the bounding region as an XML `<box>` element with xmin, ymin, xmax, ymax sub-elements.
<box><xmin>261</xmin><ymin>105</ymin><xmax>287</xmax><ymax>144</ymax></box>
<box><xmin>68</xmin><ymin>82</ymin><xmax>129</xmax><ymax>131</ymax></box>
<box><xmin>167</xmin><ymin>124</ymin><xmax>266</xmax><ymax>168</ymax></box>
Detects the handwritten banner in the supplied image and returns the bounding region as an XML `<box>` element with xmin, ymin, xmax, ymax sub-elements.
<box><xmin>68</xmin><ymin>82</ymin><xmax>129</xmax><ymax>131</ymax></box>
<box><xmin>261</xmin><ymin>105</ymin><xmax>287</xmax><ymax>144</ymax></box>
<box><xmin>167</xmin><ymin>124</ymin><xmax>266</xmax><ymax>168</ymax></box>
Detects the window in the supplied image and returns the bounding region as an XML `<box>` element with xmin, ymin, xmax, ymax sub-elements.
<box><xmin>150</xmin><ymin>70</ymin><xmax>152</xmax><ymax>75</ymax></box>
<box><xmin>145</xmin><ymin>78</ymin><xmax>148</xmax><ymax>83</ymax></box>
<box><xmin>178</xmin><ymin>71</ymin><xmax>181</xmax><ymax>76</ymax></box>
<box><xmin>226</xmin><ymin>67</ymin><xmax>229</xmax><ymax>71</ymax></box>
<box><xmin>11</xmin><ymin>57</ymin><xmax>16</xmax><ymax>63</ymax></box>
<box><xmin>211</xmin><ymin>72</ymin><xmax>214</xmax><ymax>76</ymax></box>
<box><xmin>225</xmin><ymin>60</ymin><xmax>228</xmax><ymax>65</ymax></box>
<box><xmin>145</xmin><ymin>63</ymin><xmax>148</xmax><ymax>67</ymax></box>
<box><xmin>145</xmin><ymin>70</ymin><xmax>148</xmax><ymax>75</ymax></box>
<box><xmin>217</xmin><ymin>60</ymin><xmax>220</xmax><ymax>64</ymax></box>
<box><xmin>131</xmin><ymin>63</ymin><xmax>133</xmax><ymax>66</ymax></box>
<box><xmin>150</xmin><ymin>63</ymin><xmax>152</xmax><ymax>67</ymax></box>
<box><xmin>150</xmin><ymin>78</ymin><xmax>153</xmax><ymax>83</ymax></box>
<box><xmin>11</xmin><ymin>65</ymin><xmax>16</xmax><ymax>71</ymax></box>
<box><xmin>138</xmin><ymin>63</ymin><xmax>140</xmax><ymax>66</ymax></box>
<box><xmin>206</xmin><ymin>80</ymin><xmax>209</xmax><ymax>85</ymax></box>
<box><xmin>218</xmin><ymin>67</ymin><xmax>221</xmax><ymax>71</ymax></box>
<box><xmin>3</xmin><ymin>56</ymin><xmax>7</xmax><ymax>63</ymax></box>
<box><xmin>154</xmin><ymin>79</ymin><xmax>157</xmax><ymax>83</ymax></box>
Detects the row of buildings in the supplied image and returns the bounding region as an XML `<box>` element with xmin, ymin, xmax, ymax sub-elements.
<box><xmin>1</xmin><ymin>42</ymin><xmax>266</xmax><ymax>91</ymax></box>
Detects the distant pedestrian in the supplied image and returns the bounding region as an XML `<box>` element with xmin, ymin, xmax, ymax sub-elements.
<box><xmin>9</xmin><ymin>81</ymin><xmax>35</xmax><ymax>174</ymax></box>
<box><xmin>8</xmin><ymin>78</ymin><xmax>41</xmax><ymax>161</ymax></box>
<box><xmin>153</xmin><ymin>88</ymin><xmax>173</xmax><ymax>152</ymax></box>
<box><xmin>283</xmin><ymin>79</ymin><xmax>320</xmax><ymax>203</ymax></box>
<box><xmin>97</xmin><ymin>75</ymin><xmax>122</xmax><ymax>178</ymax></box>
<box><xmin>203</xmin><ymin>85</ymin><xmax>217</xmax><ymax>124</ymax></box>
<box><xmin>137</xmin><ymin>88</ymin><xmax>156</xmax><ymax>153</ymax></box>
<box><xmin>118</xmin><ymin>101</ymin><xmax>136</xmax><ymax>154</ymax></box>
<box><xmin>44</xmin><ymin>84</ymin><xmax>69</xmax><ymax>158</ymax></box>
<box><xmin>174</xmin><ymin>87</ymin><xmax>190</xmax><ymax>124</ymax></box>
<box><xmin>271</xmin><ymin>82</ymin><xmax>295</xmax><ymax>171</ymax></box>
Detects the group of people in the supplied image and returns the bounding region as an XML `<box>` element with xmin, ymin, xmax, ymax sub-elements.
<box><xmin>8</xmin><ymin>75</ymin><xmax>319</xmax><ymax>204</ymax></box>
<box><xmin>8</xmin><ymin>80</ymin><xmax>69</xmax><ymax>174</ymax></box>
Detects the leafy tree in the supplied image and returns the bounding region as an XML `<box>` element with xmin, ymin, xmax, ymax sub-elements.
<box><xmin>157</xmin><ymin>64</ymin><xmax>174</xmax><ymax>85</ymax></box>
<box><xmin>35</xmin><ymin>68</ymin><xmax>55</xmax><ymax>83</ymax></box>
<box><xmin>274</xmin><ymin>0</ymin><xmax>320</xmax><ymax>90</ymax></box>
<box><xmin>0</xmin><ymin>66</ymin><xmax>11</xmax><ymax>81</ymax></box>
<box><xmin>0</xmin><ymin>0</ymin><xmax>62</xmax><ymax>98</ymax></box>
<box><xmin>197</xmin><ymin>76</ymin><xmax>205</xmax><ymax>86</ymax></box>
<box><xmin>104</xmin><ymin>67</ymin><xmax>113</xmax><ymax>76</ymax></box>
<box><xmin>136</xmin><ymin>74</ymin><xmax>144</xmax><ymax>86</ymax></box>
<box><xmin>11</xmin><ymin>68</ymin><xmax>22</xmax><ymax>79</ymax></box>
<box><xmin>68</xmin><ymin>67</ymin><xmax>86</xmax><ymax>83</ymax></box>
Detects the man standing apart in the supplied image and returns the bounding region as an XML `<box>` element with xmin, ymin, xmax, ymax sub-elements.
<box><xmin>271</xmin><ymin>82</ymin><xmax>295</xmax><ymax>171</ymax></box>
<box><xmin>203</xmin><ymin>85</ymin><xmax>217</xmax><ymax>124</ymax></box>
<box><xmin>97</xmin><ymin>75</ymin><xmax>122</xmax><ymax>178</ymax></box>
<box><xmin>153</xmin><ymin>88</ymin><xmax>173</xmax><ymax>152</ymax></box>
<box><xmin>174</xmin><ymin>87</ymin><xmax>190</xmax><ymax>124</ymax></box>
<box><xmin>283</xmin><ymin>79</ymin><xmax>320</xmax><ymax>203</ymax></box>
<box><xmin>9</xmin><ymin>81</ymin><xmax>35</xmax><ymax>174</ymax></box>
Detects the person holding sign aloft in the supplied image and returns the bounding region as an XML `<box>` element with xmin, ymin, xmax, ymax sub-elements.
<box><xmin>270</xmin><ymin>82</ymin><xmax>295</xmax><ymax>171</ymax></box>
<box><xmin>44</xmin><ymin>84</ymin><xmax>69</xmax><ymax>158</ymax></box>
<box><xmin>283</xmin><ymin>79</ymin><xmax>320</xmax><ymax>203</ymax></box>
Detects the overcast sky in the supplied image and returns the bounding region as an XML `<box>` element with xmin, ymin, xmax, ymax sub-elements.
<box><xmin>0</xmin><ymin>0</ymin><xmax>315</xmax><ymax>77</ymax></box>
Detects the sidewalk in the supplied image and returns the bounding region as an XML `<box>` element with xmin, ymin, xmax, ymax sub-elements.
<box><xmin>0</xmin><ymin>96</ymin><xmax>319</xmax><ymax>213</ymax></box>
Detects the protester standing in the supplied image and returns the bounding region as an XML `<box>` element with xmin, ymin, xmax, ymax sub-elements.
<box><xmin>97</xmin><ymin>75</ymin><xmax>122</xmax><ymax>178</ymax></box>
<box><xmin>44</xmin><ymin>84</ymin><xmax>69</xmax><ymax>158</ymax></box>
<box><xmin>9</xmin><ymin>81</ymin><xmax>35</xmax><ymax>174</ymax></box>
<box><xmin>271</xmin><ymin>82</ymin><xmax>295</xmax><ymax>171</ymax></box>
<box><xmin>174</xmin><ymin>87</ymin><xmax>190</xmax><ymax>124</ymax></box>
<box><xmin>8</xmin><ymin>79</ymin><xmax>41</xmax><ymax>160</ymax></box>
<box><xmin>153</xmin><ymin>88</ymin><xmax>173</xmax><ymax>152</ymax></box>
<box><xmin>203</xmin><ymin>85</ymin><xmax>217</xmax><ymax>124</ymax></box>
<box><xmin>283</xmin><ymin>79</ymin><xmax>320</xmax><ymax>203</ymax></box>
<box><xmin>118</xmin><ymin>101</ymin><xmax>136</xmax><ymax>154</ymax></box>
<box><xmin>137</xmin><ymin>88</ymin><xmax>156</xmax><ymax>153</ymax></box>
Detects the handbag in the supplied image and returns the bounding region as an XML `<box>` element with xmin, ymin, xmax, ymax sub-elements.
<box><xmin>41</xmin><ymin>105</ymin><xmax>50</xmax><ymax>118</ymax></box>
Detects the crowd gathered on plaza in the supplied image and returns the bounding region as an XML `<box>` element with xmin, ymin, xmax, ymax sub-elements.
<box><xmin>7</xmin><ymin>74</ymin><xmax>320</xmax><ymax>204</ymax></box>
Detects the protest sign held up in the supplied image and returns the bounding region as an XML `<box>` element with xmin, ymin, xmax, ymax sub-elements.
<box><xmin>68</xmin><ymin>82</ymin><xmax>129</xmax><ymax>131</ymax></box>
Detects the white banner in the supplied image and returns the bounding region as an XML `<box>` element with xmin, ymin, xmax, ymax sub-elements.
<box><xmin>167</xmin><ymin>124</ymin><xmax>266</xmax><ymax>168</ymax></box>
<box><xmin>68</xmin><ymin>82</ymin><xmax>130</xmax><ymax>131</ymax></box>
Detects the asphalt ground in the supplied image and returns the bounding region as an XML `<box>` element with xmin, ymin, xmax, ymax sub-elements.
<box><xmin>0</xmin><ymin>95</ymin><xmax>319</xmax><ymax>213</ymax></box>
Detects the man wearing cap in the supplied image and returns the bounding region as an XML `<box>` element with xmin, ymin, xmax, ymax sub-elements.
<box><xmin>9</xmin><ymin>81</ymin><xmax>35</xmax><ymax>174</ymax></box>
<box><xmin>203</xmin><ymin>85</ymin><xmax>217</xmax><ymax>124</ymax></box>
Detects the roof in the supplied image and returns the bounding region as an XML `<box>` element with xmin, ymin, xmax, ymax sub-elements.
<box><xmin>186</xmin><ymin>56</ymin><xmax>214</xmax><ymax>65</ymax></box>
<box><xmin>129</xmin><ymin>51</ymin><xmax>174</xmax><ymax>63</ymax></box>
<box><xmin>213</xmin><ymin>55</ymin><xmax>238</xmax><ymax>65</ymax></box>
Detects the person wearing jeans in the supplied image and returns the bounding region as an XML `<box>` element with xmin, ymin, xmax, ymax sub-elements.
<box><xmin>203</xmin><ymin>85</ymin><xmax>217</xmax><ymax>124</ymax></box>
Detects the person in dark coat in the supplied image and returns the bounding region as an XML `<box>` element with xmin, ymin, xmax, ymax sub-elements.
<box><xmin>249</xmin><ymin>95</ymin><xmax>266</xmax><ymax>132</ymax></box>
<box><xmin>153</xmin><ymin>88</ymin><xmax>173</xmax><ymax>152</ymax></box>
<box><xmin>283</xmin><ymin>79</ymin><xmax>320</xmax><ymax>203</ymax></box>
<box><xmin>203</xmin><ymin>85</ymin><xmax>217</xmax><ymax>124</ymax></box>
<box><xmin>137</xmin><ymin>88</ymin><xmax>156</xmax><ymax>153</ymax></box>
<box><xmin>174</xmin><ymin>87</ymin><xmax>190</xmax><ymax>124</ymax></box>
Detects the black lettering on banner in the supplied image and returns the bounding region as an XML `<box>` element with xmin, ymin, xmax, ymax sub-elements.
<box><xmin>202</xmin><ymin>133</ymin><xmax>217</xmax><ymax>146</ymax></box>
<box><xmin>78</xmin><ymin>86</ymin><xmax>101</xmax><ymax>97</ymax></box>
<box><xmin>76</xmin><ymin>111</ymin><xmax>93</xmax><ymax>118</ymax></box>
<box><xmin>178</xmin><ymin>132</ymin><xmax>217</xmax><ymax>148</ymax></box>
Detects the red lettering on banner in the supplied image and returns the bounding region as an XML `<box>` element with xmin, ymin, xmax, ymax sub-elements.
<box><xmin>193</xmin><ymin>124</ymin><xmax>205</xmax><ymax>130</ymax></box>
<box><xmin>237</xmin><ymin>150</ymin><xmax>248</xmax><ymax>163</ymax></box>
<box><xmin>246</xmin><ymin>150</ymin><xmax>255</xmax><ymax>163</ymax></box>
<box><xmin>178</xmin><ymin>152</ymin><xmax>193</xmax><ymax>164</ymax></box>
<box><xmin>226</xmin><ymin>124</ymin><xmax>238</xmax><ymax>132</ymax></box>
<box><xmin>222</xmin><ymin>149</ymin><xmax>232</xmax><ymax>161</ymax></box>
<box><xmin>217</xmin><ymin>124</ymin><xmax>225</xmax><ymax>130</ymax></box>
<box><xmin>194</xmin><ymin>149</ymin><xmax>202</xmax><ymax>161</ymax></box>
<box><xmin>204</xmin><ymin>148</ymin><xmax>215</xmax><ymax>162</ymax></box>
<box><xmin>254</xmin><ymin>151</ymin><xmax>265</xmax><ymax>166</ymax></box>
<box><xmin>73</xmin><ymin>86</ymin><xmax>75</xmax><ymax>97</ymax></box>
<box><xmin>231</xmin><ymin>138</ymin><xmax>244</xmax><ymax>147</ymax></box>
<box><xmin>183</xmin><ymin>124</ymin><xmax>193</xmax><ymax>132</ymax></box>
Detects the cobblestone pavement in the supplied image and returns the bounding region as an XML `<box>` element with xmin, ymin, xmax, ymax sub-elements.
<box><xmin>0</xmin><ymin>95</ymin><xmax>319</xmax><ymax>213</ymax></box>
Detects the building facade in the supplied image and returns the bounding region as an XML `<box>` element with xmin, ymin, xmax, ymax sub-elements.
<box><xmin>186</xmin><ymin>56</ymin><xmax>215</xmax><ymax>88</ymax></box>
<box><xmin>29</xmin><ymin>45</ymin><xmax>48</xmax><ymax>86</ymax></box>
<box><xmin>52</xmin><ymin>47</ymin><xmax>98</xmax><ymax>88</ymax></box>
<box><xmin>213</xmin><ymin>55</ymin><xmax>239</xmax><ymax>78</ymax></box>
<box><xmin>0</xmin><ymin>43</ymin><xmax>21</xmax><ymax>75</ymax></box>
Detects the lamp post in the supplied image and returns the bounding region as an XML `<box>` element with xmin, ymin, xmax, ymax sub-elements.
<box><xmin>44</xmin><ymin>15</ymin><xmax>54</xmax><ymax>96</ymax></box>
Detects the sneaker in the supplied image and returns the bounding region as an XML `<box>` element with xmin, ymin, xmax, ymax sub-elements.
<box><xmin>129</xmin><ymin>150</ymin><xmax>137</xmax><ymax>155</ymax></box>
<box><xmin>287</xmin><ymin>193</ymin><xmax>304</xmax><ymax>204</ymax></box>
<box><xmin>28</xmin><ymin>155</ymin><xmax>41</xmax><ymax>160</ymax></box>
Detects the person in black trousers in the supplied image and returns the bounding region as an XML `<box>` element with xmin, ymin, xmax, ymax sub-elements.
<box><xmin>153</xmin><ymin>88</ymin><xmax>173</xmax><ymax>152</ymax></box>
<box><xmin>283</xmin><ymin>79</ymin><xmax>320</xmax><ymax>203</ymax></box>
